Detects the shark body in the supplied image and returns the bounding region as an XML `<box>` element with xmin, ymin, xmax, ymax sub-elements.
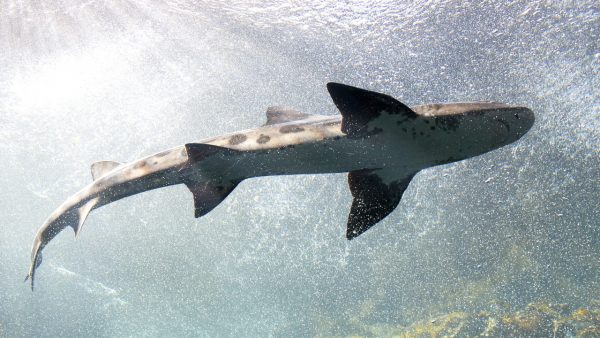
<box><xmin>27</xmin><ymin>83</ymin><xmax>534</xmax><ymax>289</ymax></box>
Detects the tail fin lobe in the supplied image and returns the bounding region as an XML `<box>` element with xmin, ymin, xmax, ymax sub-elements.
<box><xmin>26</xmin><ymin>239</ymin><xmax>43</xmax><ymax>290</ymax></box>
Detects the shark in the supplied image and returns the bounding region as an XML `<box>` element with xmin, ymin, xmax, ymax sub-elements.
<box><xmin>26</xmin><ymin>83</ymin><xmax>534</xmax><ymax>289</ymax></box>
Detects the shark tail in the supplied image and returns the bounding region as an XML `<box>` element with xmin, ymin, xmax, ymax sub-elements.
<box><xmin>25</xmin><ymin>241</ymin><xmax>43</xmax><ymax>290</ymax></box>
<box><xmin>26</xmin><ymin>197</ymin><xmax>99</xmax><ymax>290</ymax></box>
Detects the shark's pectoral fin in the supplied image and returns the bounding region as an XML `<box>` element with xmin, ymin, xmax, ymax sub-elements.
<box><xmin>91</xmin><ymin>161</ymin><xmax>123</xmax><ymax>180</ymax></box>
<box><xmin>184</xmin><ymin>143</ymin><xmax>244</xmax><ymax>218</ymax></box>
<box><xmin>346</xmin><ymin>169</ymin><xmax>417</xmax><ymax>239</ymax></box>
<box><xmin>327</xmin><ymin>82</ymin><xmax>418</xmax><ymax>138</ymax></box>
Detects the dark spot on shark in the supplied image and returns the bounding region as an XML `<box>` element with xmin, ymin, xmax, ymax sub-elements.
<box><xmin>430</xmin><ymin>126</ymin><xmax>436</xmax><ymax>131</ymax></box>
<box><xmin>435</xmin><ymin>116</ymin><xmax>461</xmax><ymax>132</ymax></box>
<box><xmin>229</xmin><ymin>134</ymin><xmax>247</xmax><ymax>145</ymax></box>
<box><xmin>257</xmin><ymin>134</ymin><xmax>270</xmax><ymax>144</ymax></box>
<box><xmin>402</xmin><ymin>128</ymin><xmax>407</xmax><ymax>132</ymax></box>
<box><xmin>217</xmin><ymin>186</ymin><xmax>224</xmax><ymax>191</ymax></box>
<box><xmin>280</xmin><ymin>125</ymin><xmax>305</xmax><ymax>133</ymax></box>
<box><xmin>420</xmin><ymin>132</ymin><xmax>424</xmax><ymax>136</ymax></box>
<box><xmin>134</xmin><ymin>161</ymin><xmax>147</xmax><ymax>169</ymax></box>
<box><xmin>155</xmin><ymin>150</ymin><xmax>170</xmax><ymax>158</ymax></box>
<box><xmin>424</xmin><ymin>120</ymin><xmax>430</xmax><ymax>124</ymax></box>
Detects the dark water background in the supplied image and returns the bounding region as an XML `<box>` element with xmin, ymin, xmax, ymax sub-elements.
<box><xmin>0</xmin><ymin>1</ymin><xmax>598</xmax><ymax>336</ymax></box>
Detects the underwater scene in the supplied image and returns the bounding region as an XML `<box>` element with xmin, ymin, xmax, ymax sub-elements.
<box><xmin>1</xmin><ymin>1</ymin><xmax>598</xmax><ymax>337</ymax></box>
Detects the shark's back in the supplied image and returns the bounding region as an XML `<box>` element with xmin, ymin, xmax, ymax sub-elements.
<box><xmin>27</xmin><ymin>82</ymin><xmax>534</xmax><ymax>290</ymax></box>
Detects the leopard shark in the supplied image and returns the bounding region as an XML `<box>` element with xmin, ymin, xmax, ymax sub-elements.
<box><xmin>26</xmin><ymin>83</ymin><xmax>534</xmax><ymax>289</ymax></box>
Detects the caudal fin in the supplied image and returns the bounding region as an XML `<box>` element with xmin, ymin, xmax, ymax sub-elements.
<box><xmin>25</xmin><ymin>243</ymin><xmax>43</xmax><ymax>290</ymax></box>
<box><xmin>26</xmin><ymin>197</ymin><xmax>99</xmax><ymax>290</ymax></box>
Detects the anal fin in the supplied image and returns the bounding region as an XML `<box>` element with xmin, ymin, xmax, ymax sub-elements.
<box><xmin>72</xmin><ymin>197</ymin><xmax>99</xmax><ymax>237</ymax></box>
<box><xmin>346</xmin><ymin>169</ymin><xmax>417</xmax><ymax>239</ymax></box>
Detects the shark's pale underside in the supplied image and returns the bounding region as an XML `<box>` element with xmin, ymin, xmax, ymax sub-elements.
<box><xmin>26</xmin><ymin>83</ymin><xmax>534</xmax><ymax>289</ymax></box>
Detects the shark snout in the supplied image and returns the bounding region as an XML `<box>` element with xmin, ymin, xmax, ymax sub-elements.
<box><xmin>517</xmin><ymin>107</ymin><xmax>535</xmax><ymax>133</ymax></box>
<box><xmin>494</xmin><ymin>106</ymin><xmax>534</xmax><ymax>145</ymax></box>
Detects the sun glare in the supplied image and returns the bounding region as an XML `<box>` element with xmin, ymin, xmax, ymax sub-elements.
<box><xmin>10</xmin><ymin>43</ymin><xmax>126</xmax><ymax>112</ymax></box>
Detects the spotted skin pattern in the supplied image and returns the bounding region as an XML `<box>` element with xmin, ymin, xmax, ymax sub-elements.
<box><xmin>26</xmin><ymin>83</ymin><xmax>534</xmax><ymax>289</ymax></box>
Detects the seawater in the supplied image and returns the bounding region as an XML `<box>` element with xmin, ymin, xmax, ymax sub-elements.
<box><xmin>0</xmin><ymin>1</ymin><xmax>598</xmax><ymax>336</ymax></box>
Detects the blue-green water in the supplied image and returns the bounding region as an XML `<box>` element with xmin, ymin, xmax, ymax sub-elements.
<box><xmin>1</xmin><ymin>1</ymin><xmax>598</xmax><ymax>336</ymax></box>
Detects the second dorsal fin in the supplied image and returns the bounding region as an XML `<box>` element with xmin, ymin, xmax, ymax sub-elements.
<box><xmin>91</xmin><ymin>161</ymin><xmax>123</xmax><ymax>180</ymax></box>
<box><xmin>264</xmin><ymin>106</ymin><xmax>314</xmax><ymax>126</ymax></box>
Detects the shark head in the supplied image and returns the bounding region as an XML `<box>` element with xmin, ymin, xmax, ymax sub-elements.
<box><xmin>463</xmin><ymin>103</ymin><xmax>534</xmax><ymax>158</ymax></box>
<box><xmin>408</xmin><ymin>102</ymin><xmax>534</xmax><ymax>163</ymax></box>
<box><xmin>492</xmin><ymin>105</ymin><xmax>535</xmax><ymax>146</ymax></box>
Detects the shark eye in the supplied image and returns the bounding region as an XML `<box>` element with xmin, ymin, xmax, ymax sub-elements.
<box><xmin>514</xmin><ymin>113</ymin><xmax>520</xmax><ymax>119</ymax></box>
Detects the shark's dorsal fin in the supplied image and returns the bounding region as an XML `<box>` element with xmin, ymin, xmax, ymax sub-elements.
<box><xmin>264</xmin><ymin>106</ymin><xmax>314</xmax><ymax>126</ymax></box>
<box><xmin>91</xmin><ymin>161</ymin><xmax>123</xmax><ymax>180</ymax></box>
<box><xmin>346</xmin><ymin>169</ymin><xmax>417</xmax><ymax>239</ymax></box>
<box><xmin>327</xmin><ymin>82</ymin><xmax>418</xmax><ymax>137</ymax></box>
<box><xmin>184</xmin><ymin>143</ymin><xmax>243</xmax><ymax>217</ymax></box>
